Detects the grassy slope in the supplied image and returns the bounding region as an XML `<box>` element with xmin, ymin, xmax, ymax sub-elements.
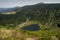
<box><xmin>0</xmin><ymin>3</ymin><xmax>60</xmax><ymax>40</ymax></box>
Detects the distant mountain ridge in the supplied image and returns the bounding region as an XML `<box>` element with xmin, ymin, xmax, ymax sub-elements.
<box><xmin>0</xmin><ymin>3</ymin><xmax>60</xmax><ymax>13</ymax></box>
<box><xmin>0</xmin><ymin>7</ymin><xmax>20</xmax><ymax>13</ymax></box>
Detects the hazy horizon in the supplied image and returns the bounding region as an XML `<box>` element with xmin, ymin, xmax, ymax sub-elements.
<box><xmin>0</xmin><ymin>0</ymin><xmax>60</xmax><ymax>8</ymax></box>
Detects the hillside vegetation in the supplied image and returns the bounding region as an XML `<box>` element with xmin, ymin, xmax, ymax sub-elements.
<box><xmin>0</xmin><ymin>4</ymin><xmax>60</xmax><ymax>26</ymax></box>
<box><xmin>0</xmin><ymin>3</ymin><xmax>60</xmax><ymax>40</ymax></box>
<box><xmin>16</xmin><ymin>3</ymin><xmax>60</xmax><ymax>27</ymax></box>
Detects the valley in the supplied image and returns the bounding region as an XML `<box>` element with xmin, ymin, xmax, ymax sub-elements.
<box><xmin>0</xmin><ymin>3</ymin><xmax>60</xmax><ymax>40</ymax></box>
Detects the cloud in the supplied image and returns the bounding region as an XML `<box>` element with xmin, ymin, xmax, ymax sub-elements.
<box><xmin>0</xmin><ymin>0</ymin><xmax>60</xmax><ymax>8</ymax></box>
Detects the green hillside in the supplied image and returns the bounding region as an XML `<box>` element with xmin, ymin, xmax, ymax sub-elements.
<box><xmin>0</xmin><ymin>3</ymin><xmax>60</xmax><ymax>27</ymax></box>
<box><xmin>0</xmin><ymin>3</ymin><xmax>60</xmax><ymax>40</ymax></box>
<box><xmin>16</xmin><ymin>3</ymin><xmax>60</xmax><ymax>27</ymax></box>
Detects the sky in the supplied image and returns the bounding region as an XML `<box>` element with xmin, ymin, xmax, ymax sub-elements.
<box><xmin>0</xmin><ymin>0</ymin><xmax>60</xmax><ymax>8</ymax></box>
